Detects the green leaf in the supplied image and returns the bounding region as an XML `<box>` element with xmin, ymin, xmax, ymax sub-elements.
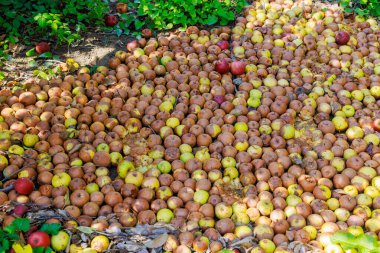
<box><xmin>3</xmin><ymin>224</ymin><xmax>15</xmax><ymax>235</ymax></box>
<box><xmin>1</xmin><ymin>239</ymin><xmax>9</xmax><ymax>250</ymax></box>
<box><xmin>40</xmin><ymin>223</ymin><xmax>61</xmax><ymax>236</ymax></box>
<box><xmin>44</xmin><ymin>247</ymin><xmax>53</xmax><ymax>253</ymax></box>
<box><xmin>13</xmin><ymin>218</ymin><xmax>30</xmax><ymax>232</ymax></box>
<box><xmin>357</xmin><ymin>234</ymin><xmax>377</xmax><ymax>251</ymax></box>
<box><xmin>0</xmin><ymin>72</ymin><xmax>5</xmax><ymax>81</ymax></box>
<box><xmin>134</xmin><ymin>19</ymin><xmax>144</xmax><ymax>30</ymax></box>
<box><xmin>115</xmin><ymin>28</ymin><xmax>123</xmax><ymax>37</ymax></box>
<box><xmin>33</xmin><ymin>247</ymin><xmax>44</xmax><ymax>253</ymax></box>
<box><xmin>331</xmin><ymin>231</ymin><xmax>357</xmax><ymax>249</ymax></box>
<box><xmin>204</xmin><ymin>15</ymin><xmax>217</xmax><ymax>25</ymax></box>
<box><xmin>37</xmin><ymin>52</ymin><xmax>53</xmax><ymax>58</ymax></box>
<box><xmin>26</xmin><ymin>48</ymin><xmax>36</xmax><ymax>57</ymax></box>
<box><xmin>76</xmin><ymin>226</ymin><xmax>95</xmax><ymax>234</ymax></box>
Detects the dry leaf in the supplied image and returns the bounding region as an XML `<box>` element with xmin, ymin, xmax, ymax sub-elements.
<box><xmin>145</xmin><ymin>233</ymin><xmax>168</xmax><ymax>249</ymax></box>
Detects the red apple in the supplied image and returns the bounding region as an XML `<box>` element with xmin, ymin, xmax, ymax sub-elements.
<box><xmin>28</xmin><ymin>231</ymin><xmax>50</xmax><ymax>248</ymax></box>
<box><xmin>13</xmin><ymin>205</ymin><xmax>28</xmax><ymax>217</ymax></box>
<box><xmin>213</xmin><ymin>95</ymin><xmax>225</xmax><ymax>105</ymax></box>
<box><xmin>231</xmin><ymin>61</ymin><xmax>246</xmax><ymax>75</ymax></box>
<box><xmin>35</xmin><ymin>42</ymin><xmax>50</xmax><ymax>54</ymax></box>
<box><xmin>215</xmin><ymin>59</ymin><xmax>230</xmax><ymax>74</ymax></box>
<box><xmin>105</xmin><ymin>14</ymin><xmax>118</xmax><ymax>27</ymax></box>
<box><xmin>335</xmin><ymin>31</ymin><xmax>350</xmax><ymax>45</ymax></box>
<box><xmin>216</xmin><ymin>40</ymin><xmax>229</xmax><ymax>50</ymax></box>
<box><xmin>126</xmin><ymin>40</ymin><xmax>139</xmax><ymax>52</ymax></box>
<box><xmin>372</xmin><ymin>118</ymin><xmax>380</xmax><ymax>132</ymax></box>
<box><xmin>14</xmin><ymin>178</ymin><xmax>34</xmax><ymax>195</ymax></box>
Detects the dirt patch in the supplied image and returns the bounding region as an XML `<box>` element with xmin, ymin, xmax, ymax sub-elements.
<box><xmin>9</xmin><ymin>32</ymin><xmax>131</xmax><ymax>68</ymax></box>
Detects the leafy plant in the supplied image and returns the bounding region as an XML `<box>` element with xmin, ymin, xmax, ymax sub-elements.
<box><xmin>331</xmin><ymin>231</ymin><xmax>380</xmax><ymax>253</ymax></box>
<box><xmin>117</xmin><ymin>0</ymin><xmax>248</xmax><ymax>32</ymax></box>
<box><xmin>0</xmin><ymin>0</ymin><xmax>109</xmax><ymax>58</ymax></box>
<box><xmin>0</xmin><ymin>217</ymin><xmax>61</xmax><ymax>253</ymax></box>
<box><xmin>0</xmin><ymin>218</ymin><xmax>30</xmax><ymax>253</ymax></box>
<box><xmin>340</xmin><ymin>0</ymin><xmax>380</xmax><ymax>17</ymax></box>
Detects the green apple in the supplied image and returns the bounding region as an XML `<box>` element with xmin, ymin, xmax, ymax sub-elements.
<box><xmin>96</xmin><ymin>143</ymin><xmax>110</xmax><ymax>153</ymax></box>
<box><xmin>343</xmin><ymin>185</ymin><xmax>358</xmax><ymax>197</ymax></box>
<box><xmin>247</xmin><ymin>97</ymin><xmax>261</xmax><ymax>108</ymax></box>
<box><xmin>224</xmin><ymin>167</ymin><xmax>239</xmax><ymax>179</ymax></box>
<box><xmin>141</xmin><ymin>84</ymin><xmax>154</xmax><ymax>95</ymax></box>
<box><xmin>157</xmin><ymin>160</ymin><xmax>171</xmax><ymax>174</ymax></box>
<box><xmin>232</xmin><ymin>202</ymin><xmax>247</xmax><ymax>214</ymax></box>
<box><xmin>215</xmin><ymin>202</ymin><xmax>233</xmax><ymax>219</ymax></box>
<box><xmin>258</xmin><ymin>239</ymin><xmax>275</xmax><ymax>253</ymax></box>
<box><xmin>343</xmin><ymin>148</ymin><xmax>357</xmax><ymax>160</ymax></box>
<box><xmin>371</xmin><ymin>86</ymin><xmax>380</xmax><ymax>98</ymax></box>
<box><xmin>95</xmin><ymin>167</ymin><xmax>109</xmax><ymax>177</ymax></box>
<box><xmin>249</xmin><ymin>89</ymin><xmax>262</xmax><ymax>99</ymax></box>
<box><xmin>70</xmin><ymin>158</ymin><xmax>83</xmax><ymax>166</ymax></box>
<box><xmin>52</xmin><ymin>172</ymin><xmax>71</xmax><ymax>187</ymax></box>
<box><xmin>141</xmin><ymin>176</ymin><xmax>160</xmax><ymax>190</ymax></box>
<box><xmin>0</xmin><ymin>131</ymin><xmax>11</xmax><ymax>140</ymax></box>
<box><xmin>326</xmin><ymin>198</ymin><xmax>339</xmax><ymax>211</ymax></box>
<box><xmin>257</xmin><ymin>199</ymin><xmax>274</xmax><ymax>216</ymax></box>
<box><xmin>180</xmin><ymin>152</ymin><xmax>194</xmax><ymax>163</ymax></box>
<box><xmin>166</xmin><ymin>117</ymin><xmax>180</xmax><ymax>128</ymax></box>
<box><xmin>351</xmin><ymin>90</ymin><xmax>364</xmax><ymax>101</ymax></box>
<box><xmin>179</xmin><ymin>144</ymin><xmax>192</xmax><ymax>154</ymax></box>
<box><xmin>51</xmin><ymin>231</ymin><xmax>70</xmax><ymax>251</ymax></box>
<box><xmin>8</xmin><ymin>145</ymin><xmax>24</xmax><ymax>155</ymax></box>
<box><xmin>157</xmin><ymin>208</ymin><xmax>174</xmax><ymax>223</ymax></box>
<box><xmin>364</xmin><ymin>186</ymin><xmax>380</xmax><ymax>199</ymax></box>
<box><xmin>193</xmin><ymin>190</ymin><xmax>209</xmax><ymax>204</ymax></box>
<box><xmin>117</xmin><ymin>160</ymin><xmax>135</xmax><ymax>178</ymax></box>
<box><xmin>199</xmin><ymin>217</ymin><xmax>215</xmax><ymax>229</ymax></box>
<box><xmin>85</xmin><ymin>183</ymin><xmax>99</xmax><ymax>194</ymax></box>
<box><xmin>259</xmin><ymin>125</ymin><xmax>272</xmax><ymax>135</ymax></box>
<box><xmin>125</xmin><ymin>171</ymin><xmax>144</xmax><ymax>187</ymax></box>
<box><xmin>231</xmin><ymin>213</ymin><xmax>250</xmax><ymax>224</ymax></box>
<box><xmin>64</xmin><ymin>118</ymin><xmax>77</xmax><ymax>128</ymax></box>
<box><xmin>148</xmin><ymin>149</ymin><xmax>164</xmax><ymax>159</ymax></box>
<box><xmin>110</xmin><ymin>152</ymin><xmax>123</xmax><ymax>164</ymax></box>
<box><xmin>235</xmin><ymin>225</ymin><xmax>252</xmax><ymax>239</ymax></box>
<box><xmin>347</xmin><ymin>226</ymin><xmax>364</xmax><ymax>237</ymax></box>
<box><xmin>133</xmin><ymin>48</ymin><xmax>145</xmax><ymax>58</ymax></box>
<box><xmin>281</xmin><ymin>124</ymin><xmax>295</xmax><ymax>139</ymax></box>
<box><xmin>320</xmin><ymin>150</ymin><xmax>334</xmax><ymax>160</ymax></box>
<box><xmin>0</xmin><ymin>155</ymin><xmax>8</xmax><ymax>170</ymax></box>
<box><xmin>90</xmin><ymin>235</ymin><xmax>109</xmax><ymax>253</ymax></box>
<box><xmin>247</xmin><ymin>145</ymin><xmax>263</xmax><ymax>158</ymax></box>
<box><xmin>160</xmin><ymin>56</ymin><xmax>172</xmax><ymax>66</ymax></box>
<box><xmin>208</xmin><ymin>170</ymin><xmax>222</xmax><ymax>182</ymax></box>
<box><xmin>206</xmin><ymin>124</ymin><xmax>221</xmax><ymax>138</ymax></box>
<box><xmin>346</xmin><ymin>126</ymin><xmax>364</xmax><ymax>140</ymax></box>
<box><xmin>221</xmin><ymin>157</ymin><xmax>236</xmax><ymax>168</ymax></box>
<box><xmin>195</xmin><ymin>148</ymin><xmax>210</xmax><ymax>163</ymax></box>
<box><xmin>332</xmin><ymin>116</ymin><xmax>348</xmax><ymax>131</ymax></box>
<box><xmin>174</xmin><ymin>125</ymin><xmax>186</xmax><ymax>136</ymax></box>
<box><xmin>245</xmin><ymin>64</ymin><xmax>258</xmax><ymax>72</ymax></box>
<box><xmin>159</xmin><ymin>101</ymin><xmax>173</xmax><ymax>112</ymax></box>
<box><xmin>286</xmin><ymin>195</ymin><xmax>302</xmax><ymax>207</ymax></box>
<box><xmin>331</xmin><ymin>158</ymin><xmax>345</xmax><ymax>172</ymax></box>
<box><xmin>234</xmin><ymin>122</ymin><xmax>248</xmax><ymax>132</ymax></box>
<box><xmin>342</xmin><ymin>105</ymin><xmax>355</xmax><ymax>117</ymax></box>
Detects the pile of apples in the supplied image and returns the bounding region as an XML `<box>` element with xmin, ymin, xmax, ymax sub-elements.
<box><xmin>0</xmin><ymin>0</ymin><xmax>380</xmax><ymax>252</ymax></box>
